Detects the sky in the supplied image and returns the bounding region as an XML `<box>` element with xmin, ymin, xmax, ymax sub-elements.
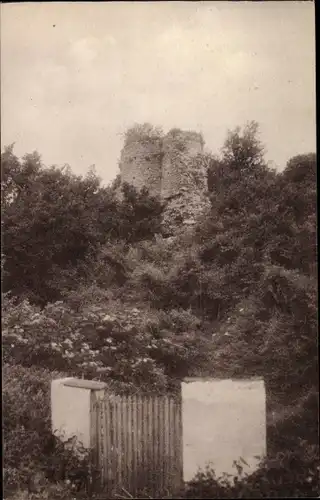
<box><xmin>1</xmin><ymin>1</ymin><xmax>316</xmax><ymax>185</ymax></box>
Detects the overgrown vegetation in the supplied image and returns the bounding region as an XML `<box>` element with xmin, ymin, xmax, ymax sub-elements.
<box><xmin>3</xmin><ymin>364</ymin><xmax>93</xmax><ymax>499</ymax></box>
<box><xmin>2</xmin><ymin>121</ymin><xmax>318</xmax><ymax>498</ymax></box>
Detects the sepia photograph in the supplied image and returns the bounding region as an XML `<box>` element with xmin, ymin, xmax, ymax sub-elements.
<box><xmin>1</xmin><ymin>1</ymin><xmax>318</xmax><ymax>498</ymax></box>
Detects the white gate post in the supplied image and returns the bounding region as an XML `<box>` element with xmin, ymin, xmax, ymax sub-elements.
<box><xmin>51</xmin><ymin>377</ymin><xmax>106</xmax><ymax>451</ymax></box>
<box><xmin>181</xmin><ymin>377</ymin><xmax>266</xmax><ymax>482</ymax></box>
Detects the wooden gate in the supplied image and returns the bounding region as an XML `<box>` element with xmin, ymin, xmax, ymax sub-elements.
<box><xmin>91</xmin><ymin>393</ymin><xmax>183</xmax><ymax>498</ymax></box>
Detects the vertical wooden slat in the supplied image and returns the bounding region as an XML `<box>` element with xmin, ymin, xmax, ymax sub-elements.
<box><xmin>122</xmin><ymin>397</ymin><xmax>126</xmax><ymax>489</ymax></box>
<box><xmin>160</xmin><ymin>396</ymin><xmax>165</xmax><ymax>495</ymax></box>
<box><xmin>140</xmin><ymin>395</ymin><xmax>144</xmax><ymax>491</ymax></box>
<box><xmin>108</xmin><ymin>397</ymin><xmax>113</xmax><ymax>485</ymax></box>
<box><xmin>147</xmin><ymin>396</ymin><xmax>152</xmax><ymax>496</ymax></box>
<box><xmin>172</xmin><ymin>397</ymin><xmax>177</xmax><ymax>493</ymax></box>
<box><xmin>170</xmin><ymin>396</ymin><xmax>175</xmax><ymax>491</ymax></box>
<box><xmin>132</xmin><ymin>394</ymin><xmax>138</xmax><ymax>496</ymax></box>
<box><xmin>140</xmin><ymin>394</ymin><xmax>144</xmax><ymax>493</ymax></box>
<box><xmin>111</xmin><ymin>396</ymin><xmax>118</xmax><ymax>494</ymax></box>
<box><xmin>171</xmin><ymin>397</ymin><xmax>176</xmax><ymax>493</ymax></box>
<box><xmin>89</xmin><ymin>393</ymin><xmax>96</xmax><ymax>460</ymax></box>
<box><xmin>163</xmin><ymin>396</ymin><xmax>168</xmax><ymax>495</ymax></box>
<box><xmin>100</xmin><ymin>399</ymin><xmax>105</xmax><ymax>487</ymax></box>
<box><xmin>122</xmin><ymin>396</ymin><xmax>127</xmax><ymax>492</ymax></box>
<box><xmin>145</xmin><ymin>396</ymin><xmax>150</xmax><ymax>495</ymax></box>
<box><xmin>115</xmin><ymin>397</ymin><xmax>119</xmax><ymax>489</ymax></box>
<box><xmin>134</xmin><ymin>395</ymin><xmax>138</xmax><ymax>496</ymax></box>
<box><xmin>145</xmin><ymin>396</ymin><xmax>149</xmax><ymax>492</ymax></box>
<box><xmin>89</xmin><ymin>393</ymin><xmax>98</xmax><ymax>489</ymax></box>
<box><xmin>157</xmin><ymin>396</ymin><xmax>162</xmax><ymax>496</ymax></box>
<box><xmin>127</xmin><ymin>395</ymin><xmax>133</xmax><ymax>495</ymax></box>
<box><xmin>166</xmin><ymin>397</ymin><xmax>171</xmax><ymax>494</ymax></box>
<box><xmin>122</xmin><ymin>395</ymin><xmax>128</xmax><ymax>493</ymax></box>
<box><xmin>97</xmin><ymin>398</ymin><xmax>103</xmax><ymax>489</ymax></box>
<box><xmin>137</xmin><ymin>394</ymin><xmax>142</xmax><ymax>493</ymax></box>
<box><xmin>97</xmin><ymin>399</ymin><xmax>102</xmax><ymax>486</ymax></box>
<box><xmin>117</xmin><ymin>397</ymin><xmax>123</xmax><ymax>487</ymax></box>
<box><xmin>158</xmin><ymin>395</ymin><xmax>164</xmax><ymax>496</ymax></box>
<box><xmin>112</xmin><ymin>397</ymin><xmax>117</xmax><ymax>488</ymax></box>
<box><xmin>152</xmin><ymin>396</ymin><xmax>157</xmax><ymax>499</ymax></box>
<box><xmin>169</xmin><ymin>398</ymin><xmax>176</xmax><ymax>493</ymax></box>
<box><xmin>115</xmin><ymin>397</ymin><xmax>119</xmax><ymax>488</ymax></box>
<box><xmin>104</xmin><ymin>397</ymin><xmax>111</xmax><ymax>493</ymax></box>
<box><xmin>164</xmin><ymin>396</ymin><xmax>170</xmax><ymax>495</ymax></box>
<box><xmin>127</xmin><ymin>395</ymin><xmax>131</xmax><ymax>493</ymax></box>
<box><xmin>121</xmin><ymin>396</ymin><xmax>125</xmax><ymax>489</ymax></box>
<box><xmin>116</xmin><ymin>396</ymin><xmax>121</xmax><ymax>488</ymax></box>
<box><xmin>118</xmin><ymin>396</ymin><xmax>122</xmax><ymax>487</ymax></box>
<box><xmin>143</xmin><ymin>396</ymin><xmax>148</xmax><ymax>491</ymax></box>
<box><xmin>148</xmin><ymin>395</ymin><xmax>153</xmax><ymax>496</ymax></box>
<box><xmin>161</xmin><ymin>395</ymin><xmax>166</xmax><ymax>495</ymax></box>
<box><xmin>175</xmin><ymin>393</ymin><xmax>183</xmax><ymax>493</ymax></box>
<box><xmin>153</xmin><ymin>396</ymin><xmax>157</xmax><ymax>497</ymax></box>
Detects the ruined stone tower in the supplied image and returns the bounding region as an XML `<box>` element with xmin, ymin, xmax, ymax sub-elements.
<box><xmin>161</xmin><ymin>129</ymin><xmax>204</xmax><ymax>199</ymax></box>
<box><xmin>119</xmin><ymin>125</ymin><xmax>163</xmax><ymax>198</ymax></box>
<box><xmin>118</xmin><ymin>124</ymin><xmax>210</xmax><ymax>234</ymax></box>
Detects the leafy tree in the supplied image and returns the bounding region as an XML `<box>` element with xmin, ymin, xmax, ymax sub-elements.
<box><xmin>2</xmin><ymin>148</ymin><xmax>111</xmax><ymax>303</ymax></box>
<box><xmin>115</xmin><ymin>182</ymin><xmax>163</xmax><ymax>243</ymax></box>
<box><xmin>221</xmin><ymin>120</ymin><xmax>266</xmax><ymax>173</ymax></box>
<box><xmin>2</xmin><ymin>147</ymin><xmax>163</xmax><ymax>304</ymax></box>
<box><xmin>283</xmin><ymin>153</ymin><xmax>316</xmax><ymax>184</ymax></box>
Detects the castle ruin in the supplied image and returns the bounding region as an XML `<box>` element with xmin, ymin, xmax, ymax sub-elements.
<box><xmin>119</xmin><ymin>124</ymin><xmax>210</xmax><ymax>234</ymax></box>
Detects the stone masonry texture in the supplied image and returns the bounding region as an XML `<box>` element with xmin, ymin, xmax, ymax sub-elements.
<box><xmin>119</xmin><ymin>127</ymin><xmax>209</xmax><ymax>233</ymax></box>
<box><xmin>119</xmin><ymin>137</ymin><xmax>162</xmax><ymax>198</ymax></box>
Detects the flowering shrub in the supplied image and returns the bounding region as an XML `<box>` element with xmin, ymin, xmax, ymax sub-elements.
<box><xmin>2</xmin><ymin>293</ymin><xmax>208</xmax><ymax>394</ymax></box>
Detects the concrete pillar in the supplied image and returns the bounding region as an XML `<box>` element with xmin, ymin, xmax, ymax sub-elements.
<box><xmin>51</xmin><ymin>377</ymin><xmax>107</xmax><ymax>450</ymax></box>
<box><xmin>181</xmin><ymin>377</ymin><xmax>266</xmax><ymax>481</ymax></box>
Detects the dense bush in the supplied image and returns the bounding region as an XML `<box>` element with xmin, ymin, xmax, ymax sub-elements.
<box><xmin>2</xmin><ymin>292</ymin><xmax>210</xmax><ymax>393</ymax></box>
<box><xmin>1</xmin><ymin>146</ymin><xmax>163</xmax><ymax>305</ymax></box>
<box><xmin>183</xmin><ymin>445</ymin><xmax>320</xmax><ymax>498</ymax></box>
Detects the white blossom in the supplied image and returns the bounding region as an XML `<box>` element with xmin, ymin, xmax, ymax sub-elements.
<box><xmin>102</xmin><ymin>314</ymin><xmax>112</xmax><ymax>323</ymax></box>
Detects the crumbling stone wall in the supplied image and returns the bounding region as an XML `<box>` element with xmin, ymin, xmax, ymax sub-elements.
<box><xmin>161</xmin><ymin>190</ymin><xmax>210</xmax><ymax>236</ymax></box>
<box><xmin>118</xmin><ymin>125</ymin><xmax>210</xmax><ymax>233</ymax></box>
<box><xmin>160</xmin><ymin>130</ymin><xmax>209</xmax><ymax>235</ymax></box>
<box><xmin>161</xmin><ymin>129</ymin><xmax>205</xmax><ymax>200</ymax></box>
<box><xmin>119</xmin><ymin>134</ymin><xmax>162</xmax><ymax>198</ymax></box>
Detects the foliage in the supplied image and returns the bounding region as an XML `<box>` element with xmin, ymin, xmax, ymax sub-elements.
<box><xmin>123</xmin><ymin>123</ymin><xmax>164</xmax><ymax>145</ymax></box>
<box><xmin>183</xmin><ymin>444</ymin><xmax>320</xmax><ymax>498</ymax></box>
<box><xmin>1</xmin><ymin>146</ymin><xmax>163</xmax><ymax>304</ymax></box>
<box><xmin>221</xmin><ymin>120</ymin><xmax>265</xmax><ymax>173</ymax></box>
<box><xmin>2</xmin><ymin>292</ymin><xmax>209</xmax><ymax>393</ymax></box>
<box><xmin>283</xmin><ymin>152</ymin><xmax>316</xmax><ymax>184</ymax></box>
<box><xmin>115</xmin><ymin>182</ymin><xmax>163</xmax><ymax>243</ymax></box>
<box><xmin>175</xmin><ymin>127</ymin><xmax>317</xmax><ymax>402</ymax></box>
